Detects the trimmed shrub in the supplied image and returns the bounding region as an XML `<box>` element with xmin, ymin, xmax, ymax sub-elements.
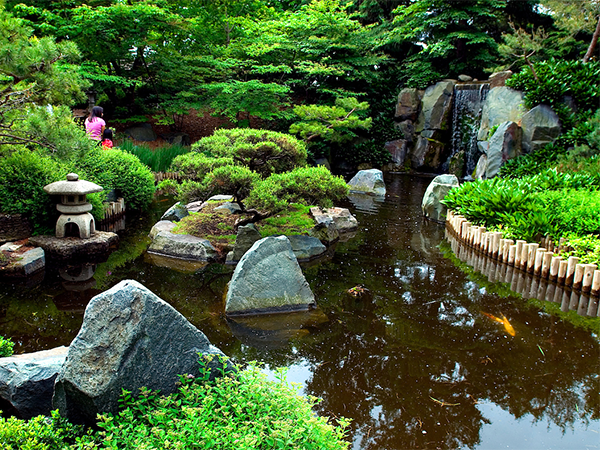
<box><xmin>78</xmin><ymin>360</ymin><xmax>350</xmax><ymax>450</ymax></box>
<box><xmin>246</xmin><ymin>166</ymin><xmax>349</xmax><ymax>213</ymax></box>
<box><xmin>169</xmin><ymin>152</ymin><xmax>235</xmax><ymax>180</ymax></box>
<box><xmin>0</xmin><ymin>149</ymin><xmax>69</xmax><ymax>234</ymax></box>
<box><xmin>75</xmin><ymin>148</ymin><xmax>156</xmax><ymax>211</ymax></box>
<box><xmin>192</xmin><ymin>128</ymin><xmax>307</xmax><ymax>177</ymax></box>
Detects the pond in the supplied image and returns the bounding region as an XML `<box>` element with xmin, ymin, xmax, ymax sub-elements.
<box><xmin>1</xmin><ymin>173</ymin><xmax>599</xmax><ymax>449</ymax></box>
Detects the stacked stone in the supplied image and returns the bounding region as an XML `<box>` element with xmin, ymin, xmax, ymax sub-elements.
<box><xmin>446</xmin><ymin>210</ymin><xmax>600</xmax><ymax>297</ymax></box>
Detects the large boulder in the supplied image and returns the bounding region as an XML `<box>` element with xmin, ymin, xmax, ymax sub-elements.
<box><xmin>287</xmin><ymin>235</ymin><xmax>327</xmax><ymax>261</ymax></box>
<box><xmin>310</xmin><ymin>207</ymin><xmax>358</xmax><ymax>233</ymax></box>
<box><xmin>28</xmin><ymin>232</ymin><xmax>118</xmax><ymax>263</ymax></box>
<box><xmin>483</xmin><ymin>121</ymin><xmax>522</xmax><ymax>179</ymax></box>
<box><xmin>309</xmin><ymin>218</ymin><xmax>339</xmax><ymax>244</ymax></box>
<box><xmin>0</xmin><ymin>246</ymin><xmax>44</xmax><ymax>277</ymax></box>
<box><xmin>160</xmin><ymin>202</ymin><xmax>189</xmax><ymax>222</ymax></box>
<box><xmin>520</xmin><ymin>104</ymin><xmax>561</xmax><ymax>153</ymax></box>
<box><xmin>123</xmin><ymin>123</ymin><xmax>157</xmax><ymax>141</ymax></box>
<box><xmin>395</xmin><ymin>88</ymin><xmax>422</xmax><ymax>122</ymax></box>
<box><xmin>148</xmin><ymin>220</ymin><xmax>176</xmax><ymax>239</ymax></box>
<box><xmin>385</xmin><ymin>139</ymin><xmax>409</xmax><ymax>166</ymax></box>
<box><xmin>148</xmin><ymin>230</ymin><xmax>217</xmax><ymax>261</ymax></box>
<box><xmin>53</xmin><ymin>280</ymin><xmax>231</xmax><ymax>425</ymax></box>
<box><xmin>416</xmin><ymin>81</ymin><xmax>455</xmax><ymax>132</ymax></box>
<box><xmin>225</xmin><ymin>224</ymin><xmax>262</xmax><ymax>264</ymax></box>
<box><xmin>225</xmin><ymin>236</ymin><xmax>316</xmax><ymax>315</ymax></box>
<box><xmin>0</xmin><ymin>347</ymin><xmax>68</xmax><ymax>419</ymax></box>
<box><xmin>421</xmin><ymin>174</ymin><xmax>460</xmax><ymax>223</ymax></box>
<box><xmin>348</xmin><ymin>169</ymin><xmax>386</xmax><ymax>195</ymax></box>
<box><xmin>477</xmin><ymin>87</ymin><xmax>525</xmax><ymax>140</ymax></box>
<box><xmin>411</xmin><ymin>130</ymin><xmax>446</xmax><ymax>171</ymax></box>
<box><xmin>489</xmin><ymin>70</ymin><xmax>513</xmax><ymax>88</ymax></box>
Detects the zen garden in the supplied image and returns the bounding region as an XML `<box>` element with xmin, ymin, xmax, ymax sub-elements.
<box><xmin>1</xmin><ymin>0</ymin><xmax>600</xmax><ymax>449</ymax></box>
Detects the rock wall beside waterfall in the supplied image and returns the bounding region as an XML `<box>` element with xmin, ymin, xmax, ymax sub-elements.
<box><xmin>390</xmin><ymin>71</ymin><xmax>562</xmax><ymax>178</ymax></box>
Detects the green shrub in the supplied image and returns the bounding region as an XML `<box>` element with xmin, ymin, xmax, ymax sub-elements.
<box><xmin>169</xmin><ymin>152</ymin><xmax>234</xmax><ymax>180</ymax></box>
<box><xmin>0</xmin><ymin>410</ymin><xmax>86</xmax><ymax>450</ymax></box>
<box><xmin>0</xmin><ymin>149</ymin><xmax>68</xmax><ymax>234</ymax></box>
<box><xmin>203</xmin><ymin>165</ymin><xmax>260</xmax><ymax>206</ymax></box>
<box><xmin>246</xmin><ymin>166</ymin><xmax>349</xmax><ymax>213</ymax></box>
<box><xmin>79</xmin><ymin>360</ymin><xmax>350</xmax><ymax>450</ymax></box>
<box><xmin>0</xmin><ymin>335</ymin><xmax>15</xmax><ymax>357</ymax></box>
<box><xmin>118</xmin><ymin>140</ymin><xmax>191</xmax><ymax>173</ymax></box>
<box><xmin>75</xmin><ymin>148</ymin><xmax>156</xmax><ymax>211</ymax></box>
<box><xmin>192</xmin><ymin>128</ymin><xmax>307</xmax><ymax>177</ymax></box>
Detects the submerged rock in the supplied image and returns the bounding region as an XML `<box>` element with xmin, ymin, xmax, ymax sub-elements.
<box><xmin>148</xmin><ymin>230</ymin><xmax>217</xmax><ymax>261</ymax></box>
<box><xmin>0</xmin><ymin>347</ymin><xmax>68</xmax><ymax>419</ymax></box>
<box><xmin>287</xmin><ymin>235</ymin><xmax>327</xmax><ymax>261</ymax></box>
<box><xmin>225</xmin><ymin>236</ymin><xmax>316</xmax><ymax>315</ymax></box>
<box><xmin>53</xmin><ymin>280</ymin><xmax>231</xmax><ymax>425</ymax></box>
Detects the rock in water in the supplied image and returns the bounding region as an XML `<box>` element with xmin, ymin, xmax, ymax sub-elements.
<box><xmin>422</xmin><ymin>174</ymin><xmax>460</xmax><ymax>223</ymax></box>
<box><xmin>53</xmin><ymin>279</ymin><xmax>230</xmax><ymax>425</ymax></box>
<box><xmin>225</xmin><ymin>236</ymin><xmax>316</xmax><ymax>315</ymax></box>
<box><xmin>348</xmin><ymin>169</ymin><xmax>386</xmax><ymax>196</ymax></box>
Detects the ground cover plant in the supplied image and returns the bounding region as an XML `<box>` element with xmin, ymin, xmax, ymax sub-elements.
<box><xmin>117</xmin><ymin>140</ymin><xmax>191</xmax><ymax>173</ymax></box>
<box><xmin>0</xmin><ymin>360</ymin><xmax>350</xmax><ymax>450</ymax></box>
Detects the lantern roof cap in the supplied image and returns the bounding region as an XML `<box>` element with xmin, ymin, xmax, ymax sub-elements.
<box><xmin>43</xmin><ymin>173</ymin><xmax>103</xmax><ymax>195</ymax></box>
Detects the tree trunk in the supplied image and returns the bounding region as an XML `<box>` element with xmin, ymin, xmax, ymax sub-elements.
<box><xmin>583</xmin><ymin>15</ymin><xmax>600</xmax><ymax>63</ymax></box>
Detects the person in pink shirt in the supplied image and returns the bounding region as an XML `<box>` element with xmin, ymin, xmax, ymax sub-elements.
<box><xmin>85</xmin><ymin>106</ymin><xmax>106</xmax><ymax>141</ymax></box>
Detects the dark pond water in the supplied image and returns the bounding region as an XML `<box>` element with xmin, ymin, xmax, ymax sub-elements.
<box><xmin>1</xmin><ymin>174</ymin><xmax>599</xmax><ymax>449</ymax></box>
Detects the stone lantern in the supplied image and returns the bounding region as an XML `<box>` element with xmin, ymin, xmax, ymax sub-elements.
<box><xmin>44</xmin><ymin>173</ymin><xmax>103</xmax><ymax>239</ymax></box>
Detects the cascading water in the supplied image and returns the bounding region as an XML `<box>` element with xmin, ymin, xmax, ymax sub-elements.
<box><xmin>444</xmin><ymin>83</ymin><xmax>489</xmax><ymax>178</ymax></box>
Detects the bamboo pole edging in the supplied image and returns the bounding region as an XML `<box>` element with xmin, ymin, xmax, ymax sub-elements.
<box><xmin>445</xmin><ymin>211</ymin><xmax>599</xmax><ymax>297</ymax></box>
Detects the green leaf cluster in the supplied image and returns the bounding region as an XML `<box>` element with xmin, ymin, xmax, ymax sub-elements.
<box><xmin>75</xmin><ymin>361</ymin><xmax>350</xmax><ymax>450</ymax></box>
<box><xmin>117</xmin><ymin>140</ymin><xmax>191</xmax><ymax>173</ymax></box>
<box><xmin>0</xmin><ymin>335</ymin><xmax>15</xmax><ymax>357</ymax></box>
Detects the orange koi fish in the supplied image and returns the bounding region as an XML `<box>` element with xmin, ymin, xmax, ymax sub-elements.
<box><xmin>481</xmin><ymin>311</ymin><xmax>516</xmax><ymax>336</ymax></box>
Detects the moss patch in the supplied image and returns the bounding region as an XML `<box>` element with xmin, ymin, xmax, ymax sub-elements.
<box><xmin>257</xmin><ymin>204</ymin><xmax>315</xmax><ymax>237</ymax></box>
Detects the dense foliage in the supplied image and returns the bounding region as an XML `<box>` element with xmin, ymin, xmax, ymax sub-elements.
<box><xmin>0</xmin><ymin>362</ymin><xmax>350</xmax><ymax>450</ymax></box>
<box><xmin>0</xmin><ymin>335</ymin><xmax>14</xmax><ymax>357</ymax></box>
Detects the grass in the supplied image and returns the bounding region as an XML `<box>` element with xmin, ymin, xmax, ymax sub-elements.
<box><xmin>257</xmin><ymin>203</ymin><xmax>315</xmax><ymax>237</ymax></box>
<box><xmin>116</xmin><ymin>139</ymin><xmax>191</xmax><ymax>173</ymax></box>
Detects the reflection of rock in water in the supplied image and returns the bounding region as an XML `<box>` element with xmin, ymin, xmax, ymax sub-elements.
<box><xmin>144</xmin><ymin>252</ymin><xmax>210</xmax><ymax>273</ymax></box>
<box><xmin>227</xmin><ymin>309</ymin><xmax>329</xmax><ymax>350</ymax></box>
<box><xmin>347</xmin><ymin>193</ymin><xmax>385</xmax><ymax>214</ymax></box>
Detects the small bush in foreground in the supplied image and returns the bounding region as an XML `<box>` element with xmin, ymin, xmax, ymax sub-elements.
<box><xmin>0</xmin><ymin>335</ymin><xmax>15</xmax><ymax>357</ymax></box>
<box><xmin>78</xmin><ymin>360</ymin><xmax>350</xmax><ymax>450</ymax></box>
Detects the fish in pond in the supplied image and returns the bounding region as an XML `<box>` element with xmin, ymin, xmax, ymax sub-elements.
<box><xmin>481</xmin><ymin>311</ymin><xmax>516</xmax><ymax>336</ymax></box>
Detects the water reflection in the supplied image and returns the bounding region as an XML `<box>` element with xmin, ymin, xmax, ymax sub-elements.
<box><xmin>0</xmin><ymin>175</ymin><xmax>598</xmax><ymax>449</ymax></box>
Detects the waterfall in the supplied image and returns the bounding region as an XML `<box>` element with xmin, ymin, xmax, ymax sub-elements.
<box><xmin>445</xmin><ymin>83</ymin><xmax>489</xmax><ymax>178</ymax></box>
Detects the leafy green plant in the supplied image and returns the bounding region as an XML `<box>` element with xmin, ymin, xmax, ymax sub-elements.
<box><xmin>78</xmin><ymin>360</ymin><xmax>350</xmax><ymax>450</ymax></box>
<box><xmin>169</xmin><ymin>153</ymin><xmax>234</xmax><ymax>180</ymax></box>
<box><xmin>0</xmin><ymin>335</ymin><xmax>15</xmax><ymax>357</ymax></box>
<box><xmin>118</xmin><ymin>140</ymin><xmax>191</xmax><ymax>173</ymax></box>
<box><xmin>0</xmin><ymin>410</ymin><xmax>86</xmax><ymax>450</ymax></box>
<box><xmin>258</xmin><ymin>204</ymin><xmax>316</xmax><ymax>237</ymax></box>
<box><xmin>192</xmin><ymin>128</ymin><xmax>307</xmax><ymax>177</ymax></box>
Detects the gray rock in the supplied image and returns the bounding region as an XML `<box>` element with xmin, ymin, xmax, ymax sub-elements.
<box><xmin>225</xmin><ymin>236</ymin><xmax>315</xmax><ymax>315</ymax></box>
<box><xmin>416</xmin><ymin>81</ymin><xmax>455</xmax><ymax>132</ymax></box>
<box><xmin>477</xmin><ymin>87</ymin><xmax>525</xmax><ymax>140</ymax></box>
<box><xmin>385</xmin><ymin>139</ymin><xmax>409</xmax><ymax>166</ymax></box>
<box><xmin>0</xmin><ymin>347</ymin><xmax>68</xmax><ymax>419</ymax></box>
<box><xmin>485</xmin><ymin>121</ymin><xmax>522</xmax><ymax>178</ymax></box>
<box><xmin>148</xmin><ymin>220</ymin><xmax>177</xmax><ymax>240</ymax></box>
<box><xmin>348</xmin><ymin>169</ymin><xmax>386</xmax><ymax>195</ymax></box>
<box><xmin>123</xmin><ymin>123</ymin><xmax>157</xmax><ymax>141</ymax></box>
<box><xmin>411</xmin><ymin>130</ymin><xmax>446</xmax><ymax>171</ymax></box>
<box><xmin>395</xmin><ymin>120</ymin><xmax>416</xmax><ymax>143</ymax></box>
<box><xmin>53</xmin><ymin>280</ymin><xmax>231</xmax><ymax>425</ymax></box>
<box><xmin>161</xmin><ymin>132</ymin><xmax>191</xmax><ymax>146</ymax></box>
<box><xmin>288</xmin><ymin>235</ymin><xmax>327</xmax><ymax>261</ymax></box>
<box><xmin>489</xmin><ymin>70</ymin><xmax>513</xmax><ymax>88</ymax></box>
<box><xmin>421</xmin><ymin>174</ymin><xmax>460</xmax><ymax>223</ymax></box>
<box><xmin>475</xmin><ymin>154</ymin><xmax>488</xmax><ymax>180</ymax></box>
<box><xmin>214</xmin><ymin>202</ymin><xmax>242</xmax><ymax>215</ymax></box>
<box><xmin>395</xmin><ymin>88</ymin><xmax>422</xmax><ymax>121</ymax></box>
<box><xmin>521</xmin><ymin>104</ymin><xmax>561</xmax><ymax>153</ymax></box>
<box><xmin>161</xmin><ymin>202</ymin><xmax>189</xmax><ymax>222</ymax></box>
<box><xmin>148</xmin><ymin>231</ymin><xmax>217</xmax><ymax>261</ymax></box>
<box><xmin>208</xmin><ymin>195</ymin><xmax>234</xmax><ymax>202</ymax></box>
<box><xmin>226</xmin><ymin>224</ymin><xmax>262</xmax><ymax>264</ymax></box>
<box><xmin>0</xmin><ymin>247</ymin><xmax>44</xmax><ymax>277</ymax></box>
<box><xmin>310</xmin><ymin>207</ymin><xmax>358</xmax><ymax>233</ymax></box>
<box><xmin>185</xmin><ymin>201</ymin><xmax>205</xmax><ymax>213</ymax></box>
<box><xmin>458</xmin><ymin>75</ymin><xmax>473</xmax><ymax>82</ymax></box>
<box><xmin>309</xmin><ymin>218</ymin><xmax>339</xmax><ymax>244</ymax></box>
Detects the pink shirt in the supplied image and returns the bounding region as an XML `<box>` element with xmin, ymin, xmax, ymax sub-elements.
<box><xmin>85</xmin><ymin>117</ymin><xmax>106</xmax><ymax>140</ymax></box>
